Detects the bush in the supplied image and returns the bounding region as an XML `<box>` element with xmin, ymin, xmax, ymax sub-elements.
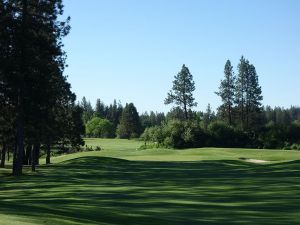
<box><xmin>291</xmin><ymin>143</ymin><xmax>300</xmax><ymax>150</ymax></box>
<box><xmin>288</xmin><ymin>121</ymin><xmax>300</xmax><ymax>144</ymax></box>
<box><xmin>95</xmin><ymin>146</ymin><xmax>102</xmax><ymax>151</ymax></box>
<box><xmin>207</xmin><ymin>121</ymin><xmax>246</xmax><ymax>147</ymax></box>
<box><xmin>163</xmin><ymin>120</ymin><xmax>186</xmax><ymax>148</ymax></box>
<box><xmin>84</xmin><ymin>145</ymin><xmax>102</xmax><ymax>151</ymax></box>
<box><xmin>141</xmin><ymin>119</ymin><xmax>271</xmax><ymax>149</ymax></box>
<box><xmin>86</xmin><ymin>117</ymin><xmax>115</xmax><ymax>138</ymax></box>
<box><xmin>141</xmin><ymin>120</ymin><xmax>207</xmax><ymax>149</ymax></box>
<box><xmin>259</xmin><ymin>122</ymin><xmax>286</xmax><ymax>149</ymax></box>
<box><xmin>138</xmin><ymin>143</ymin><xmax>160</xmax><ymax>150</ymax></box>
<box><xmin>141</xmin><ymin>126</ymin><xmax>164</xmax><ymax>144</ymax></box>
<box><xmin>182</xmin><ymin>121</ymin><xmax>208</xmax><ymax>148</ymax></box>
<box><xmin>85</xmin><ymin>146</ymin><xmax>94</xmax><ymax>151</ymax></box>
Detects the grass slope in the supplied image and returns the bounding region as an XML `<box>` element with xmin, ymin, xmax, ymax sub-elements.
<box><xmin>47</xmin><ymin>138</ymin><xmax>300</xmax><ymax>164</ymax></box>
<box><xmin>1</xmin><ymin>139</ymin><xmax>300</xmax><ymax>225</ymax></box>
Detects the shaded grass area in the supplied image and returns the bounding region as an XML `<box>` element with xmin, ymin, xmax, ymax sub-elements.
<box><xmin>1</xmin><ymin>156</ymin><xmax>300</xmax><ymax>224</ymax></box>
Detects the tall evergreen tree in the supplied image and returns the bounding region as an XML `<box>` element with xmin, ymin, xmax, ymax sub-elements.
<box><xmin>202</xmin><ymin>104</ymin><xmax>215</xmax><ymax>130</ymax></box>
<box><xmin>94</xmin><ymin>99</ymin><xmax>106</xmax><ymax>118</ymax></box>
<box><xmin>216</xmin><ymin>60</ymin><xmax>235</xmax><ymax>125</ymax></box>
<box><xmin>140</xmin><ymin>111</ymin><xmax>165</xmax><ymax>130</ymax></box>
<box><xmin>81</xmin><ymin>97</ymin><xmax>94</xmax><ymax>123</ymax></box>
<box><xmin>107</xmin><ymin>99</ymin><xmax>123</xmax><ymax>131</ymax></box>
<box><xmin>246</xmin><ymin>64</ymin><xmax>263</xmax><ymax>130</ymax></box>
<box><xmin>117</xmin><ymin>103</ymin><xmax>141</xmax><ymax>139</ymax></box>
<box><xmin>0</xmin><ymin>0</ymin><xmax>72</xmax><ymax>175</ymax></box>
<box><xmin>165</xmin><ymin>64</ymin><xmax>197</xmax><ymax>120</ymax></box>
<box><xmin>66</xmin><ymin>104</ymin><xmax>85</xmax><ymax>149</ymax></box>
<box><xmin>235</xmin><ymin>56</ymin><xmax>248</xmax><ymax>129</ymax></box>
<box><xmin>235</xmin><ymin>56</ymin><xmax>263</xmax><ymax>131</ymax></box>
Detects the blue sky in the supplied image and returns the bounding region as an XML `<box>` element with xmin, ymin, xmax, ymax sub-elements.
<box><xmin>63</xmin><ymin>0</ymin><xmax>300</xmax><ymax>113</ymax></box>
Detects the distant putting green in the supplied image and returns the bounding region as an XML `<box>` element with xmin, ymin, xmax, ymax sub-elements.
<box><xmin>1</xmin><ymin>138</ymin><xmax>300</xmax><ymax>224</ymax></box>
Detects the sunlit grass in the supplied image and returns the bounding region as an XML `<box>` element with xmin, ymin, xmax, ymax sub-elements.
<box><xmin>45</xmin><ymin>138</ymin><xmax>300</xmax><ymax>164</ymax></box>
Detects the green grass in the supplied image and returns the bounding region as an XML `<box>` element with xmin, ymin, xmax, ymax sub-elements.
<box><xmin>47</xmin><ymin>138</ymin><xmax>300</xmax><ymax>164</ymax></box>
<box><xmin>1</xmin><ymin>138</ymin><xmax>300</xmax><ymax>224</ymax></box>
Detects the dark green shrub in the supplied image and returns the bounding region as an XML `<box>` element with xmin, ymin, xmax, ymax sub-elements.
<box><xmin>259</xmin><ymin>121</ymin><xmax>286</xmax><ymax>149</ymax></box>
<box><xmin>141</xmin><ymin>120</ymin><xmax>208</xmax><ymax>149</ymax></box>
<box><xmin>288</xmin><ymin>121</ymin><xmax>300</xmax><ymax>144</ymax></box>
<box><xmin>291</xmin><ymin>144</ymin><xmax>300</xmax><ymax>150</ymax></box>
<box><xmin>208</xmin><ymin>121</ymin><xmax>242</xmax><ymax>147</ymax></box>
<box><xmin>95</xmin><ymin>146</ymin><xmax>102</xmax><ymax>151</ymax></box>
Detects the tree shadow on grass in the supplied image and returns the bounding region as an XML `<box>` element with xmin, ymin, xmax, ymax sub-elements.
<box><xmin>1</xmin><ymin>157</ymin><xmax>300</xmax><ymax>224</ymax></box>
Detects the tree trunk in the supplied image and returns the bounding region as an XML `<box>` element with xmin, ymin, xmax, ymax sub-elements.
<box><xmin>184</xmin><ymin>104</ymin><xmax>188</xmax><ymax>120</ymax></box>
<box><xmin>228</xmin><ymin>104</ymin><xmax>232</xmax><ymax>126</ymax></box>
<box><xmin>0</xmin><ymin>145</ymin><xmax>2</xmax><ymax>167</ymax></box>
<box><xmin>35</xmin><ymin>143</ymin><xmax>40</xmax><ymax>165</ymax></box>
<box><xmin>13</xmin><ymin>119</ymin><xmax>24</xmax><ymax>176</ymax></box>
<box><xmin>241</xmin><ymin>95</ymin><xmax>245</xmax><ymax>130</ymax></box>
<box><xmin>246</xmin><ymin>100</ymin><xmax>250</xmax><ymax>131</ymax></box>
<box><xmin>7</xmin><ymin>147</ymin><xmax>10</xmax><ymax>162</ymax></box>
<box><xmin>46</xmin><ymin>143</ymin><xmax>51</xmax><ymax>165</ymax></box>
<box><xmin>0</xmin><ymin>143</ymin><xmax>6</xmax><ymax>168</ymax></box>
<box><xmin>31</xmin><ymin>144</ymin><xmax>36</xmax><ymax>172</ymax></box>
<box><xmin>31</xmin><ymin>143</ymin><xmax>40</xmax><ymax>172</ymax></box>
<box><xmin>13</xmin><ymin>0</ymin><xmax>27</xmax><ymax>176</ymax></box>
<box><xmin>25</xmin><ymin>145</ymin><xmax>32</xmax><ymax>165</ymax></box>
<box><xmin>23</xmin><ymin>145</ymin><xmax>29</xmax><ymax>165</ymax></box>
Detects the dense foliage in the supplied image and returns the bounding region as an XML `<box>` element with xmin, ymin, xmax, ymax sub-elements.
<box><xmin>142</xmin><ymin>108</ymin><xmax>300</xmax><ymax>150</ymax></box>
<box><xmin>86</xmin><ymin>117</ymin><xmax>114</xmax><ymax>138</ymax></box>
<box><xmin>142</xmin><ymin>59</ymin><xmax>300</xmax><ymax>150</ymax></box>
<box><xmin>117</xmin><ymin>103</ymin><xmax>142</xmax><ymax>139</ymax></box>
<box><xmin>0</xmin><ymin>0</ymin><xmax>84</xmax><ymax>175</ymax></box>
<box><xmin>81</xmin><ymin>57</ymin><xmax>299</xmax><ymax>149</ymax></box>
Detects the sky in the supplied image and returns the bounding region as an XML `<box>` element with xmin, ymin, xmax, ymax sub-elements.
<box><xmin>62</xmin><ymin>0</ymin><xmax>300</xmax><ymax>113</ymax></box>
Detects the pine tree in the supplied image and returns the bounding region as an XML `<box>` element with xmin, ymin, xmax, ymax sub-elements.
<box><xmin>235</xmin><ymin>56</ymin><xmax>263</xmax><ymax>131</ymax></box>
<box><xmin>235</xmin><ymin>56</ymin><xmax>248</xmax><ymax>130</ymax></box>
<box><xmin>107</xmin><ymin>99</ymin><xmax>123</xmax><ymax>132</ymax></box>
<box><xmin>117</xmin><ymin>103</ymin><xmax>141</xmax><ymax>139</ymax></box>
<box><xmin>216</xmin><ymin>60</ymin><xmax>235</xmax><ymax>125</ymax></box>
<box><xmin>81</xmin><ymin>97</ymin><xmax>94</xmax><ymax>123</ymax></box>
<box><xmin>165</xmin><ymin>64</ymin><xmax>197</xmax><ymax>120</ymax></box>
<box><xmin>0</xmin><ymin>0</ymin><xmax>73</xmax><ymax>175</ymax></box>
<box><xmin>94</xmin><ymin>99</ymin><xmax>106</xmax><ymax>118</ymax></box>
<box><xmin>202</xmin><ymin>104</ymin><xmax>215</xmax><ymax>130</ymax></box>
<box><xmin>246</xmin><ymin>64</ymin><xmax>263</xmax><ymax>130</ymax></box>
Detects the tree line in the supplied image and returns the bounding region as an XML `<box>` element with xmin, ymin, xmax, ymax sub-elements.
<box><xmin>81</xmin><ymin>98</ymin><xmax>165</xmax><ymax>139</ymax></box>
<box><xmin>0</xmin><ymin>0</ymin><xmax>84</xmax><ymax>176</ymax></box>
<box><xmin>142</xmin><ymin>58</ymin><xmax>300</xmax><ymax>149</ymax></box>
<box><xmin>1</xmin><ymin>1</ymin><xmax>299</xmax><ymax>176</ymax></box>
<box><xmin>81</xmin><ymin>59</ymin><xmax>300</xmax><ymax>150</ymax></box>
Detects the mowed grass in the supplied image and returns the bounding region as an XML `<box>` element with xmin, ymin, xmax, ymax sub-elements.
<box><xmin>48</xmin><ymin>138</ymin><xmax>300</xmax><ymax>164</ymax></box>
<box><xmin>0</xmin><ymin>139</ymin><xmax>300</xmax><ymax>224</ymax></box>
